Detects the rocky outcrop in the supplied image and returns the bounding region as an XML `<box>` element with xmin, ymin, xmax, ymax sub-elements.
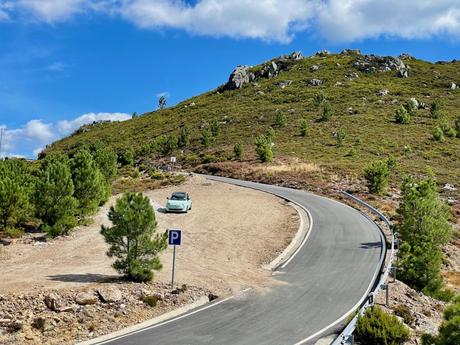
<box><xmin>341</xmin><ymin>49</ymin><xmax>361</xmax><ymax>55</ymax></box>
<box><xmin>352</xmin><ymin>55</ymin><xmax>409</xmax><ymax>77</ymax></box>
<box><xmin>315</xmin><ymin>50</ymin><xmax>330</xmax><ymax>57</ymax></box>
<box><xmin>221</xmin><ymin>51</ymin><xmax>303</xmax><ymax>91</ymax></box>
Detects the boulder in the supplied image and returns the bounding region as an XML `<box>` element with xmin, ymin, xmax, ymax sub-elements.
<box><xmin>260</xmin><ymin>61</ymin><xmax>279</xmax><ymax>79</ymax></box>
<box><xmin>398</xmin><ymin>69</ymin><xmax>409</xmax><ymax>78</ymax></box>
<box><xmin>75</xmin><ymin>292</ymin><xmax>98</xmax><ymax>305</ymax></box>
<box><xmin>450</xmin><ymin>82</ymin><xmax>457</xmax><ymax>90</ymax></box>
<box><xmin>44</xmin><ymin>293</ymin><xmax>63</xmax><ymax>311</ymax></box>
<box><xmin>309</xmin><ymin>79</ymin><xmax>322</xmax><ymax>86</ymax></box>
<box><xmin>315</xmin><ymin>50</ymin><xmax>330</xmax><ymax>57</ymax></box>
<box><xmin>346</xmin><ymin>72</ymin><xmax>359</xmax><ymax>80</ymax></box>
<box><xmin>378</xmin><ymin>89</ymin><xmax>389</xmax><ymax>96</ymax></box>
<box><xmin>341</xmin><ymin>49</ymin><xmax>361</xmax><ymax>55</ymax></box>
<box><xmin>277</xmin><ymin>80</ymin><xmax>292</xmax><ymax>89</ymax></box>
<box><xmin>409</xmin><ymin>97</ymin><xmax>419</xmax><ymax>108</ymax></box>
<box><xmin>399</xmin><ymin>53</ymin><xmax>415</xmax><ymax>60</ymax></box>
<box><xmin>223</xmin><ymin>65</ymin><xmax>255</xmax><ymax>90</ymax></box>
<box><xmin>97</xmin><ymin>286</ymin><xmax>122</xmax><ymax>303</ymax></box>
<box><xmin>310</xmin><ymin>64</ymin><xmax>320</xmax><ymax>71</ymax></box>
<box><xmin>286</xmin><ymin>51</ymin><xmax>303</xmax><ymax>60</ymax></box>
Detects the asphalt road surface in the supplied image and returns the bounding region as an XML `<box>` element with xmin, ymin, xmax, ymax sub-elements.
<box><xmin>99</xmin><ymin>176</ymin><xmax>384</xmax><ymax>345</ymax></box>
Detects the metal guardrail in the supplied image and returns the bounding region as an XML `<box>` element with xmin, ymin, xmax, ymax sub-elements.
<box><xmin>331</xmin><ymin>191</ymin><xmax>397</xmax><ymax>345</ymax></box>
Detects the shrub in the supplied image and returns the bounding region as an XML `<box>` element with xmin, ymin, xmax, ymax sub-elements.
<box><xmin>210</xmin><ymin>118</ymin><xmax>221</xmax><ymax>137</ymax></box>
<box><xmin>355</xmin><ymin>306</ymin><xmax>410</xmax><ymax>345</ymax></box>
<box><xmin>266</xmin><ymin>126</ymin><xmax>275</xmax><ymax>142</ymax></box>
<box><xmin>403</xmin><ymin>99</ymin><xmax>418</xmax><ymax>116</ymax></box>
<box><xmin>255</xmin><ymin>135</ymin><xmax>273</xmax><ymax>163</ymax></box>
<box><xmin>0</xmin><ymin>177</ymin><xmax>29</xmax><ymax>230</ymax></box>
<box><xmin>275</xmin><ymin>111</ymin><xmax>287</xmax><ymax>127</ymax></box>
<box><xmin>157</xmin><ymin>134</ymin><xmax>178</xmax><ymax>155</ymax></box>
<box><xmin>394</xmin><ymin>304</ymin><xmax>414</xmax><ymax>325</ymax></box>
<box><xmin>364</xmin><ymin>160</ymin><xmax>390</xmax><ymax>195</ymax></box>
<box><xmin>120</xmin><ymin>149</ymin><xmax>134</xmax><ymax>166</ymax></box>
<box><xmin>142</xmin><ymin>295</ymin><xmax>158</xmax><ymax>307</ymax></box>
<box><xmin>394</xmin><ymin>106</ymin><xmax>411</xmax><ymax>124</ymax></box>
<box><xmin>440</xmin><ymin>121</ymin><xmax>457</xmax><ymax>138</ymax></box>
<box><xmin>201</xmin><ymin>126</ymin><xmax>213</xmax><ymax>148</ymax></box>
<box><xmin>233</xmin><ymin>142</ymin><xmax>243</xmax><ymax>160</ymax></box>
<box><xmin>314</xmin><ymin>91</ymin><xmax>326</xmax><ymax>108</ymax></box>
<box><xmin>422</xmin><ymin>295</ymin><xmax>460</xmax><ymax>345</ymax></box>
<box><xmin>178</xmin><ymin>125</ymin><xmax>191</xmax><ymax>148</ymax></box>
<box><xmin>430</xmin><ymin>101</ymin><xmax>441</xmax><ymax>119</ymax></box>
<box><xmin>336</xmin><ymin>128</ymin><xmax>346</xmax><ymax>146</ymax></box>
<box><xmin>100</xmin><ymin>192</ymin><xmax>167</xmax><ymax>282</ymax></box>
<box><xmin>320</xmin><ymin>100</ymin><xmax>332</xmax><ymax>121</ymax></box>
<box><xmin>455</xmin><ymin>116</ymin><xmax>460</xmax><ymax>138</ymax></box>
<box><xmin>300</xmin><ymin>119</ymin><xmax>309</xmax><ymax>137</ymax></box>
<box><xmin>432</xmin><ymin>126</ymin><xmax>445</xmax><ymax>142</ymax></box>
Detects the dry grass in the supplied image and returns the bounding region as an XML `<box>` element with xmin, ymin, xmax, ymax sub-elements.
<box><xmin>443</xmin><ymin>271</ymin><xmax>460</xmax><ymax>290</ymax></box>
<box><xmin>256</xmin><ymin>162</ymin><xmax>321</xmax><ymax>175</ymax></box>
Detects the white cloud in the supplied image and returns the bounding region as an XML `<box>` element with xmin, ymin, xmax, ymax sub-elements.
<box><xmin>57</xmin><ymin>112</ymin><xmax>131</xmax><ymax>133</ymax></box>
<box><xmin>1</xmin><ymin>112</ymin><xmax>130</xmax><ymax>158</ymax></box>
<box><xmin>118</xmin><ymin>0</ymin><xmax>317</xmax><ymax>43</ymax></box>
<box><xmin>317</xmin><ymin>0</ymin><xmax>460</xmax><ymax>42</ymax></box>
<box><xmin>3</xmin><ymin>1</ymin><xmax>460</xmax><ymax>43</ymax></box>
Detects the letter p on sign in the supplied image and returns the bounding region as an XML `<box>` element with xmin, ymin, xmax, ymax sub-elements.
<box><xmin>168</xmin><ymin>229</ymin><xmax>181</xmax><ymax>246</ymax></box>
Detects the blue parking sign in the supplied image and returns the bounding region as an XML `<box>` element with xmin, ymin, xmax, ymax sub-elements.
<box><xmin>168</xmin><ymin>229</ymin><xmax>181</xmax><ymax>245</ymax></box>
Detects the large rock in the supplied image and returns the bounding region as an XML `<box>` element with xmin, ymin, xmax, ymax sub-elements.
<box><xmin>341</xmin><ymin>49</ymin><xmax>361</xmax><ymax>55</ymax></box>
<box><xmin>260</xmin><ymin>61</ymin><xmax>279</xmax><ymax>79</ymax></box>
<box><xmin>97</xmin><ymin>286</ymin><xmax>122</xmax><ymax>303</ymax></box>
<box><xmin>223</xmin><ymin>65</ymin><xmax>255</xmax><ymax>91</ymax></box>
<box><xmin>378</xmin><ymin>89</ymin><xmax>389</xmax><ymax>96</ymax></box>
<box><xmin>352</xmin><ymin>55</ymin><xmax>407</xmax><ymax>74</ymax></box>
<box><xmin>450</xmin><ymin>82</ymin><xmax>457</xmax><ymax>90</ymax></box>
<box><xmin>75</xmin><ymin>292</ymin><xmax>98</xmax><ymax>305</ymax></box>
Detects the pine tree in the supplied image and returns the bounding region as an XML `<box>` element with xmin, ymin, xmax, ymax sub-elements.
<box><xmin>255</xmin><ymin>135</ymin><xmax>273</xmax><ymax>162</ymax></box>
<box><xmin>0</xmin><ymin>176</ymin><xmax>28</xmax><ymax>229</ymax></box>
<box><xmin>92</xmin><ymin>146</ymin><xmax>118</xmax><ymax>180</ymax></box>
<box><xmin>158</xmin><ymin>96</ymin><xmax>167</xmax><ymax>110</ymax></box>
<box><xmin>300</xmin><ymin>118</ymin><xmax>309</xmax><ymax>136</ymax></box>
<box><xmin>178</xmin><ymin>125</ymin><xmax>191</xmax><ymax>148</ymax></box>
<box><xmin>100</xmin><ymin>192</ymin><xmax>167</xmax><ymax>282</ymax></box>
<box><xmin>35</xmin><ymin>156</ymin><xmax>78</xmax><ymax>237</ymax></box>
<box><xmin>233</xmin><ymin>142</ymin><xmax>243</xmax><ymax>160</ymax></box>
<box><xmin>210</xmin><ymin>118</ymin><xmax>221</xmax><ymax>137</ymax></box>
<box><xmin>71</xmin><ymin>150</ymin><xmax>108</xmax><ymax>216</ymax></box>
<box><xmin>201</xmin><ymin>126</ymin><xmax>213</xmax><ymax>148</ymax></box>
<box><xmin>364</xmin><ymin>160</ymin><xmax>390</xmax><ymax>195</ymax></box>
<box><xmin>275</xmin><ymin>111</ymin><xmax>287</xmax><ymax>127</ymax></box>
<box><xmin>396</xmin><ymin>174</ymin><xmax>452</xmax><ymax>294</ymax></box>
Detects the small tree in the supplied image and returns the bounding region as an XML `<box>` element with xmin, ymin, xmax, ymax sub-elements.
<box><xmin>455</xmin><ymin>115</ymin><xmax>460</xmax><ymax>138</ymax></box>
<box><xmin>0</xmin><ymin>177</ymin><xmax>28</xmax><ymax>230</ymax></box>
<box><xmin>35</xmin><ymin>157</ymin><xmax>78</xmax><ymax>237</ymax></box>
<box><xmin>397</xmin><ymin>174</ymin><xmax>452</xmax><ymax>294</ymax></box>
<box><xmin>320</xmin><ymin>100</ymin><xmax>332</xmax><ymax>121</ymax></box>
<box><xmin>255</xmin><ymin>135</ymin><xmax>273</xmax><ymax>162</ymax></box>
<box><xmin>158</xmin><ymin>96</ymin><xmax>167</xmax><ymax>110</ymax></box>
<box><xmin>210</xmin><ymin>118</ymin><xmax>221</xmax><ymax>137</ymax></box>
<box><xmin>71</xmin><ymin>150</ymin><xmax>108</xmax><ymax>216</ymax></box>
<box><xmin>92</xmin><ymin>146</ymin><xmax>118</xmax><ymax>180</ymax></box>
<box><xmin>430</xmin><ymin>101</ymin><xmax>441</xmax><ymax>119</ymax></box>
<box><xmin>336</xmin><ymin>128</ymin><xmax>346</xmax><ymax>146</ymax></box>
<box><xmin>364</xmin><ymin>160</ymin><xmax>390</xmax><ymax>195</ymax></box>
<box><xmin>314</xmin><ymin>91</ymin><xmax>326</xmax><ymax>108</ymax></box>
<box><xmin>394</xmin><ymin>106</ymin><xmax>411</xmax><ymax>124</ymax></box>
<box><xmin>201</xmin><ymin>126</ymin><xmax>213</xmax><ymax>148</ymax></box>
<box><xmin>440</xmin><ymin>120</ymin><xmax>457</xmax><ymax>138</ymax></box>
<box><xmin>178</xmin><ymin>125</ymin><xmax>191</xmax><ymax>148</ymax></box>
<box><xmin>158</xmin><ymin>135</ymin><xmax>178</xmax><ymax>155</ymax></box>
<box><xmin>355</xmin><ymin>306</ymin><xmax>410</xmax><ymax>345</ymax></box>
<box><xmin>120</xmin><ymin>148</ymin><xmax>134</xmax><ymax>166</ymax></box>
<box><xmin>300</xmin><ymin>118</ymin><xmax>309</xmax><ymax>137</ymax></box>
<box><xmin>275</xmin><ymin>111</ymin><xmax>287</xmax><ymax>127</ymax></box>
<box><xmin>100</xmin><ymin>192</ymin><xmax>167</xmax><ymax>282</ymax></box>
<box><xmin>266</xmin><ymin>126</ymin><xmax>276</xmax><ymax>142</ymax></box>
<box><xmin>233</xmin><ymin>142</ymin><xmax>243</xmax><ymax>160</ymax></box>
<box><xmin>432</xmin><ymin>126</ymin><xmax>445</xmax><ymax>142</ymax></box>
<box><xmin>403</xmin><ymin>99</ymin><xmax>418</xmax><ymax>116</ymax></box>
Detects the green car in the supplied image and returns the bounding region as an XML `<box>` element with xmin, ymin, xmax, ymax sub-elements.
<box><xmin>166</xmin><ymin>192</ymin><xmax>192</xmax><ymax>213</ymax></box>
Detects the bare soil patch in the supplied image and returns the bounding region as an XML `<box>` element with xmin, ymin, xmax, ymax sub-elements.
<box><xmin>0</xmin><ymin>174</ymin><xmax>299</xmax><ymax>296</ymax></box>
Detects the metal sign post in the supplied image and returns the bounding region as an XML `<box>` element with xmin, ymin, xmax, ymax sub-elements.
<box><xmin>168</xmin><ymin>229</ymin><xmax>182</xmax><ymax>290</ymax></box>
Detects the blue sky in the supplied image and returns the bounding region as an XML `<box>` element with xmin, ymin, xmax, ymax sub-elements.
<box><xmin>0</xmin><ymin>0</ymin><xmax>459</xmax><ymax>158</ymax></box>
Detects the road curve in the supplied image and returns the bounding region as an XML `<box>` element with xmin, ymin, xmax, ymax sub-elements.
<box><xmin>99</xmin><ymin>176</ymin><xmax>384</xmax><ymax>345</ymax></box>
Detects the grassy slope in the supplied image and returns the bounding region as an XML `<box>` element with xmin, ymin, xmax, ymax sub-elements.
<box><xmin>46</xmin><ymin>53</ymin><xmax>460</xmax><ymax>186</ymax></box>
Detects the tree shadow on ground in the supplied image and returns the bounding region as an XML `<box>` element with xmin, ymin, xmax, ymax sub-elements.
<box><xmin>360</xmin><ymin>241</ymin><xmax>382</xmax><ymax>249</ymax></box>
<box><xmin>47</xmin><ymin>273</ymin><xmax>120</xmax><ymax>283</ymax></box>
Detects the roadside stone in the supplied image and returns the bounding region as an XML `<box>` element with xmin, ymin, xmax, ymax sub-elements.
<box><xmin>97</xmin><ymin>286</ymin><xmax>122</xmax><ymax>303</ymax></box>
<box><xmin>75</xmin><ymin>292</ymin><xmax>98</xmax><ymax>306</ymax></box>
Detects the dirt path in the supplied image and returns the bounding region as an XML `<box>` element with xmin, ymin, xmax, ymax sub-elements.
<box><xmin>0</xmin><ymin>175</ymin><xmax>299</xmax><ymax>296</ymax></box>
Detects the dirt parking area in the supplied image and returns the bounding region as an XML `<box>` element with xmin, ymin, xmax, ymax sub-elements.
<box><xmin>0</xmin><ymin>174</ymin><xmax>300</xmax><ymax>296</ymax></box>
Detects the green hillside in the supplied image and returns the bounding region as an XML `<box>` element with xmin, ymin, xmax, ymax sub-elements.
<box><xmin>45</xmin><ymin>50</ymin><xmax>460</xmax><ymax>187</ymax></box>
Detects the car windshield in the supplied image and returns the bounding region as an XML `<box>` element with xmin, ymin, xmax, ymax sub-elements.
<box><xmin>171</xmin><ymin>193</ymin><xmax>187</xmax><ymax>200</ymax></box>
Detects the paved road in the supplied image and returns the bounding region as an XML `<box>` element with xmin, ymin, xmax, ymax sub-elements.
<box><xmin>100</xmin><ymin>176</ymin><xmax>384</xmax><ymax>345</ymax></box>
